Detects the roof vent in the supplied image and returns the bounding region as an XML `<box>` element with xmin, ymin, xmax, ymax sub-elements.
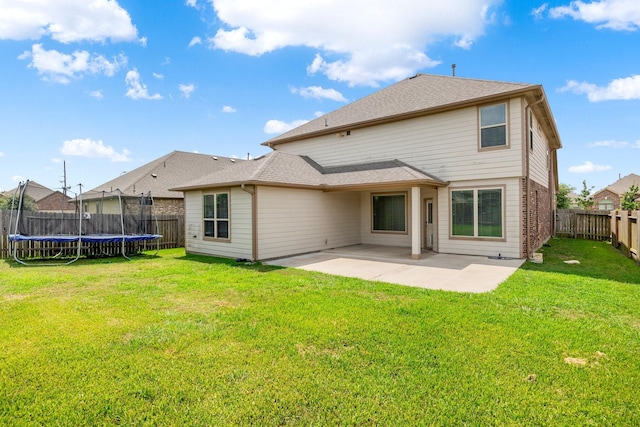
<box><xmin>212</xmin><ymin>156</ymin><xmax>218</xmax><ymax>160</ymax></box>
<box><xmin>151</xmin><ymin>173</ymin><xmax>157</xmax><ymax>178</ymax></box>
<box><xmin>230</xmin><ymin>158</ymin><xmax>235</xmax><ymax>163</ymax></box>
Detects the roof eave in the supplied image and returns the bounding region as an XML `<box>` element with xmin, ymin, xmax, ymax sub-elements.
<box><xmin>173</xmin><ymin>178</ymin><xmax>448</xmax><ymax>192</ymax></box>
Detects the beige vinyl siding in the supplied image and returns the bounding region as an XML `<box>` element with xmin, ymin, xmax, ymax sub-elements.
<box><xmin>437</xmin><ymin>178</ymin><xmax>522</xmax><ymax>258</ymax></box>
<box><xmin>84</xmin><ymin>199</ymin><xmax>120</xmax><ymax>214</ymax></box>
<box><xmin>276</xmin><ymin>98</ymin><xmax>524</xmax><ymax>183</ymax></box>
<box><xmin>184</xmin><ymin>187</ymin><xmax>253</xmax><ymax>259</ymax></box>
<box><xmin>257</xmin><ymin>186</ymin><xmax>360</xmax><ymax>260</ymax></box>
<box><xmin>528</xmin><ymin>109</ymin><xmax>551</xmax><ymax>188</ymax></box>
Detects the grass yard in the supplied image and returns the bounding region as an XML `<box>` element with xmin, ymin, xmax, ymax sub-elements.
<box><xmin>1</xmin><ymin>238</ymin><xmax>639</xmax><ymax>425</ymax></box>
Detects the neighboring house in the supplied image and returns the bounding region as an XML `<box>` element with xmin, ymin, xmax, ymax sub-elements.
<box><xmin>591</xmin><ymin>173</ymin><xmax>640</xmax><ymax>211</ymax></box>
<box><xmin>2</xmin><ymin>181</ymin><xmax>73</xmax><ymax>212</ymax></box>
<box><xmin>172</xmin><ymin>74</ymin><xmax>562</xmax><ymax>261</ymax></box>
<box><xmin>83</xmin><ymin>151</ymin><xmax>243</xmax><ymax>215</ymax></box>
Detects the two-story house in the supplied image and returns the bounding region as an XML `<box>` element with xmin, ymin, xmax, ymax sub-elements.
<box><xmin>172</xmin><ymin>74</ymin><xmax>562</xmax><ymax>261</ymax></box>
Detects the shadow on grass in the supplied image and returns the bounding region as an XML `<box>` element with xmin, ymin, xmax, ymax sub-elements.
<box><xmin>2</xmin><ymin>252</ymin><xmax>162</xmax><ymax>268</ymax></box>
<box><xmin>176</xmin><ymin>253</ymin><xmax>285</xmax><ymax>273</ymax></box>
<box><xmin>520</xmin><ymin>237</ymin><xmax>640</xmax><ymax>285</ymax></box>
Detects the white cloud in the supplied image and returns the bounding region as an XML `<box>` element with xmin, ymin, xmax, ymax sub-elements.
<box><xmin>179</xmin><ymin>83</ymin><xmax>196</xmax><ymax>98</ymax></box>
<box><xmin>208</xmin><ymin>0</ymin><xmax>500</xmax><ymax>86</ymax></box>
<box><xmin>0</xmin><ymin>151</ymin><xmax>4</xmax><ymax>157</ymax></box>
<box><xmin>588</xmin><ymin>139</ymin><xmax>640</xmax><ymax>148</ymax></box>
<box><xmin>189</xmin><ymin>36</ymin><xmax>202</xmax><ymax>47</ymax></box>
<box><xmin>291</xmin><ymin>86</ymin><xmax>347</xmax><ymax>102</ymax></box>
<box><xmin>19</xmin><ymin>44</ymin><xmax>127</xmax><ymax>84</ymax></box>
<box><xmin>88</xmin><ymin>90</ymin><xmax>104</xmax><ymax>99</ymax></box>
<box><xmin>153</xmin><ymin>72</ymin><xmax>164</xmax><ymax>80</ymax></box>
<box><xmin>568</xmin><ymin>161</ymin><xmax>613</xmax><ymax>173</ymax></box>
<box><xmin>125</xmin><ymin>69</ymin><xmax>162</xmax><ymax>100</ymax></box>
<box><xmin>532</xmin><ymin>3</ymin><xmax>549</xmax><ymax>19</ymax></box>
<box><xmin>186</xmin><ymin>0</ymin><xmax>198</xmax><ymax>8</ymax></box>
<box><xmin>222</xmin><ymin>105</ymin><xmax>237</xmax><ymax>113</ymax></box>
<box><xmin>263</xmin><ymin>119</ymin><xmax>309</xmax><ymax>134</ymax></box>
<box><xmin>60</xmin><ymin>138</ymin><xmax>131</xmax><ymax>162</ymax></box>
<box><xmin>549</xmin><ymin>0</ymin><xmax>640</xmax><ymax>30</ymax></box>
<box><xmin>560</xmin><ymin>75</ymin><xmax>640</xmax><ymax>101</ymax></box>
<box><xmin>0</xmin><ymin>0</ymin><xmax>139</xmax><ymax>43</ymax></box>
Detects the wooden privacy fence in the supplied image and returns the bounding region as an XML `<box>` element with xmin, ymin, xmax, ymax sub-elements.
<box><xmin>556</xmin><ymin>209</ymin><xmax>639</xmax><ymax>265</ymax></box>
<box><xmin>555</xmin><ymin>209</ymin><xmax>611</xmax><ymax>240</ymax></box>
<box><xmin>0</xmin><ymin>210</ymin><xmax>185</xmax><ymax>260</ymax></box>
<box><xmin>610</xmin><ymin>210</ymin><xmax>639</xmax><ymax>265</ymax></box>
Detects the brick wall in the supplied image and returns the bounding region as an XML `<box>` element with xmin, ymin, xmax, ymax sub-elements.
<box><xmin>154</xmin><ymin>198</ymin><xmax>185</xmax><ymax>215</ymax></box>
<box><xmin>521</xmin><ymin>178</ymin><xmax>552</xmax><ymax>258</ymax></box>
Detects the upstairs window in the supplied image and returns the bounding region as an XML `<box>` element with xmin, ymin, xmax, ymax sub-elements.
<box><xmin>529</xmin><ymin>109</ymin><xmax>534</xmax><ymax>151</ymax></box>
<box><xmin>480</xmin><ymin>103</ymin><xmax>507</xmax><ymax>149</ymax></box>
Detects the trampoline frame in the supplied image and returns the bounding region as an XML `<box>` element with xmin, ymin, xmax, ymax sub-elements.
<box><xmin>8</xmin><ymin>181</ymin><xmax>162</xmax><ymax>266</ymax></box>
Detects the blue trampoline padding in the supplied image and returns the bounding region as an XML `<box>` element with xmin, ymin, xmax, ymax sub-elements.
<box><xmin>9</xmin><ymin>234</ymin><xmax>162</xmax><ymax>243</ymax></box>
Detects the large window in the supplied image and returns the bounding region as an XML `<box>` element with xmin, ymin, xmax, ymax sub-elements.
<box><xmin>480</xmin><ymin>103</ymin><xmax>507</xmax><ymax>148</ymax></box>
<box><xmin>372</xmin><ymin>193</ymin><xmax>406</xmax><ymax>232</ymax></box>
<box><xmin>451</xmin><ymin>188</ymin><xmax>503</xmax><ymax>238</ymax></box>
<box><xmin>203</xmin><ymin>192</ymin><xmax>229</xmax><ymax>239</ymax></box>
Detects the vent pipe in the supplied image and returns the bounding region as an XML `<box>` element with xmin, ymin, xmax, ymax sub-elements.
<box><xmin>451</xmin><ymin>64</ymin><xmax>456</xmax><ymax>77</ymax></box>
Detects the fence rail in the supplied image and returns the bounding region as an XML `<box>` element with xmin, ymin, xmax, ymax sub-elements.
<box><xmin>0</xmin><ymin>210</ymin><xmax>184</xmax><ymax>260</ymax></box>
<box><xmin>556</xmin><ymin>209</ymin><xmax>639</xmax><ymax>265</ymax></box>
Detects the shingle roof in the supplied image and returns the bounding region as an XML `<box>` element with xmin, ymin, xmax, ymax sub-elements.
<box><xmin>171</xmin><ymin>151</ymin><xmax>447</xmax><ymax>191</ymax></box>
<box><xmin>265</xmin><ymin>73</ymin><xmax>555</xmax><ymax>146</ymax></box>
<box><xmin>594</xmin><ymin>173</ymin><xmax>640</xmax><ymax>196</ymax></box>
<box><xmin>2</xmin><ymin>181</ymin><xmax>56</xmax><ymax>202</ymax></box>
<box><xmin>83</xmin><ymin>151</ymin><xmax>244</xmax><ymax>200</ymax></box>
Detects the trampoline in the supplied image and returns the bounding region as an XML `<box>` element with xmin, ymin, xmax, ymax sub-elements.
<box><xmin>8</xmin><ymin>180</ymin><xmax>162</xmax><ymax>265</ymax></box>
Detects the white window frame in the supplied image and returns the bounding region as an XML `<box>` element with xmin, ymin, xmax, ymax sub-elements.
<box><xmin>203</xmin><ymin>191</ymin><xmax>230</xmax><ymax>241</ymax></box>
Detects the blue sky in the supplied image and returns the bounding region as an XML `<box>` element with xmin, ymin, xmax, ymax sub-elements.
<box><xmin>1</xmin><ymin>0</ymin><xmax>639</xmax><ymax>195</ymax></box>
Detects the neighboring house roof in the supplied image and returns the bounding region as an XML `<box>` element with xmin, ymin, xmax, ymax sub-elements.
<box><xmin>592</xmin><ymin>173</ymin><xmax>640</xmax><ymax>198</ymax></box>
<box><xmin>264</xmin><ymin>73</ymin><xmax>562</xmax><ymax>150</ymax></box>
<box><xmin>171</xmin><ymin>151</ymin><xmax>448</xmax><ymax>191</ymax></box>
<box><xmin>2</xmin><ymin>181</ymin><xmax>57</xmax><ymax>202</ymax></box>
<box><xmin>83</xmin><ymin>151</ymin><xmax>243</xmax><ymax>200</ymax></box>
<box><xmin>2</xmin><ymin>181</ymin><xmax>73</xmax><ymax>211</ymax></box>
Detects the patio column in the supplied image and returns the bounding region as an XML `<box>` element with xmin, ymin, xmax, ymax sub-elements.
<box><xmin>411</xmin><ymin>186</ymin><xmax>421</xmax><ymax>260</ymax></box>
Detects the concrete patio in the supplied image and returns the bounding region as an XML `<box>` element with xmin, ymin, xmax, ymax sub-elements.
<box><xmin>265</xmin><ymin>244</ymin><xmax>525</xmax><ymax>293</ymax></box>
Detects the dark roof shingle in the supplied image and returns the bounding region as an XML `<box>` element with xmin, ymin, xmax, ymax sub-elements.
<box><xmin>83</xmin><ymin>151</ymin><xmax>243</xmax><ymax>200</ymax></box>
<box><xmin>171</xmin><ymin>152</ymin><xmax>447</xmax><ymax>191</ymax></box>
<box><xmin>265</xmin><ymin>73</ymin><xmax>543</xmax><ymax>146</ymax></box>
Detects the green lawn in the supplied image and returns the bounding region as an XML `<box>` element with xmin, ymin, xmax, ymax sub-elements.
<box><xmin>1</xmin><ymin>238</ymin><xmax>639</xmax><ymax>425</ymax></box>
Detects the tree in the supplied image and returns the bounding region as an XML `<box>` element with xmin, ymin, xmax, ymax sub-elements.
<box><xmin>556</xmin><ymin>183</ymin><xmax>576</xmax><ymax>209</ymax></box>
<box><xmin>620</xmin><ymin>183</ymin><xmax>639</xmax><ymax>211</ymax></box>
<box><xmin>574</xmin><ymin>180</ymin><xmax>594</xmax><ymax>211</ymax></box>
<box><xmin>0</xmin><ymin>194</ymin><xmax>37</xmax><ymax>211</ymax></box>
